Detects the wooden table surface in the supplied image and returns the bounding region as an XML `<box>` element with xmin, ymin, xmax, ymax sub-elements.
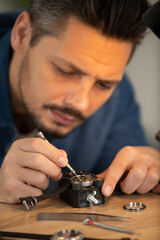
<box><xmin>0</xmin><ymin>192</ymin><xmax>159</xmax><ymax>240</ymax></box>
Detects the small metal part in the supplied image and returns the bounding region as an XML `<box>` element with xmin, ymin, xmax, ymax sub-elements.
<box><xmin>20</xmin><ymin>196</ymin><xmax>37</xmax><ymax>211</ymax></box>
<box><xmin>37</xmin><ymin>131</ymin><xmax>49</xmax><ymax>142</ymax></box>
<box><xmin>123</xmin><ymin>202</ymin><xmax>146</xmax><ymax>211</ymax></box>
<box><xmin>52</xmin><ymin>229</ymin><xmax>85</xmax><ymax>240</ymax></box>
<box><xmin>87</xmin><ymin>194</ymin><xmax>98</xmax><ymax>205</ymax></box>
<box><xmin>21</xmin><ymin>200</ymin><xmax>29</xmax><ymax>211</ymax></box>
<box><xmin>32</xmin><ymin>196</ymin><xmax>37</xmax><ymax>204</ymax></box>
<box><xmin>83</xmin><ymin>219</ymin><xmax>134</xmax><ymax>235</ymax></box>
<box><xmin>93</xmin><ymin>191</ymin><xmax>97</xmax><ymax>195</ymax></box>
<box><xmin>37</xmin><ymin>212</ymin><xmax>131</xmax><ymax>222</ymax></box>
<box><xmin>70</xmin><ymin>174</ymin><xmax>94</xmax><ymax>187</ymax></box>
<box><xmin>66</xmin><ymin>164</ymin><xmax>82</xmax><ymax>181</ymax></box>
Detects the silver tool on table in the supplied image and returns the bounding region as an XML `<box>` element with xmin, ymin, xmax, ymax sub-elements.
<box><xmin>37</xmin><ymin>132</ymin><xmax>81</xmax><ymax>181</ymax></box>
<box><xmin>83</xmin><ymin>219</ymin><xmax>134</xmax><ymax>235</ymax></box>
<box><xmin>37</xmin><ymin>212</ymin><xmax>132</xmax><ymax>235</ymax></box>
<box><xmin>37</xmin><ymin>212</ymin><xmax>131</xmax><ymax>222</ymax></box>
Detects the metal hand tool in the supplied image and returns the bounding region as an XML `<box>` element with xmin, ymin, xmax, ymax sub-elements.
<box><xmin>84</xmin><ymin>219</ymin><xmax>134</xmax><ymax>235</ymax></box>
<box><xmin>37</xmin><ymin>212</ymin><xmax>131</xmax><ymax>222</ymax></box>
<box><xmin>37</xmin><ymin>132</ymin><xmax>81</xmax><ymax>181</ymax></box>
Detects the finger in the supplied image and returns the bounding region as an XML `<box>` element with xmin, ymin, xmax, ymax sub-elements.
<box><xmin>120</xmin><ymin>163</ymin><xmax>148</xmax><ymax>194</ymax></box>
<box><xmin>17</xmin><ymin>184</ymin><xmax>43</xmax><ymax>202</ymax></box>
<box><xmin>16</xmin><ymin>138</ymin><xmax>68</xmax><ymax>167</ymax></box>
<box><xmin>97</xmin><ymin>171</ymin><xmax>106</xmax><ymax>179</ymax></box>
<box><xmin>101</xmin><ymin>154</ymin><xmax>131</xmax><ymax>196</ymax></box>
<box><xmin>136</xmin><ymin>166</ymin><xmax>160</xmax><ymax>194</ymax></box>
<box><xmin>19</xmin><ymin>167</ymin><xmax>50</xmax><ymax>190</ymax></box>
<box><xmin>152</xmin><ymin>184</ymin><xmax>160</xmax><ymax>194</ymax></box>
<box><xmin>2</xmin><ymin>179</ymin><xmax>43</xmax><ymax>204</ymax></box>
<box><xmin>19</xmin><ymin>151</ymin><xmax>63</xmax><ymax>180</ymax></box>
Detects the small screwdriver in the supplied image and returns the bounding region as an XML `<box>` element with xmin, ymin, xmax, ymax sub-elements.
<box><xmin>37</xmin><ymin>132</ymin><xmax>81</xmax><ymax>181</ymax></box>
<box><xmin>84</xmin><ymin>219</ymin><xmax>134</xmax><ymax>235</ymax></box>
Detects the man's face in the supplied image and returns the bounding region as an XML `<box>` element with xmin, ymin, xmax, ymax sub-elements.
<box><xmin>12</xmin><ymin>16</ymin><xmax>132</xmax><ymax>138</ymax></box>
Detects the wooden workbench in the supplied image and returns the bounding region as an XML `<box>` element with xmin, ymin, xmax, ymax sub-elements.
<box><xmin>0</xmin><ymin>192</ymin><xmax>160</xmax><ymax>240</ymax></box>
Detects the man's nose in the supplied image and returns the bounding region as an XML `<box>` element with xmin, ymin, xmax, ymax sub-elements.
<box><xmin>63</xmin><ymin>80</ymin><xmax>92</xmax><ymax>112</ymax></box>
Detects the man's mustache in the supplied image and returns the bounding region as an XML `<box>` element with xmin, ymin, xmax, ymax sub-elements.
<box><xmin>43</xmin><ymin>104</ymin><xmax>86</xmax><ymax>122</ymax></box>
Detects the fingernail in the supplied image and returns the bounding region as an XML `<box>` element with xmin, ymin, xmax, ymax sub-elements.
<box><xmin>104</xmin><ymin>185</ymin><xmax>112</xmax><ymax>196</ymax></box>
<box><xmin>58</xmin><ymin>156</ymin><xmax>67</xmax><ymax>167</ymax></box>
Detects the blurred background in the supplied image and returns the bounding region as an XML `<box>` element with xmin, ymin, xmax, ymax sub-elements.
<box><xmin>0</xmin><ymin>0</ymin><xmax>159</xmax><ymax>150</ymax></box>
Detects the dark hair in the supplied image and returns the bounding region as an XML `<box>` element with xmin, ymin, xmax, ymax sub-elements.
<box><xmin>28</xmin><ymin>0</ymin><xmax>150</xmax><ymax>47</ymax></box>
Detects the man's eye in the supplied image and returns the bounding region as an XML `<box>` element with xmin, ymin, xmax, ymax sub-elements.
<box><xmin>98</xmin><ymin>82</ymin><xmax>112</xmax><ymax>90</ymax></box>
<box><xmin>57</xmin><ymin>67</ymin><xmax>75</xmax><ymax>75</ymax></box>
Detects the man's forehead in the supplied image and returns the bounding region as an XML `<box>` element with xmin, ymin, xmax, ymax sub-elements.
<box><xmin>55</xmin><ymin>17</ymin><xmax>132</xmax><ymax>63</ymax></box>
<box><xmin>33</xmin><ymin>17</ymin><xmax>132</xmax><ymax>81</ymax></box>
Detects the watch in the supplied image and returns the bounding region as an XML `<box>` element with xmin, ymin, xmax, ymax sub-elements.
<box><xmin>52</xmin><ymin>229</ymin><xmax>84</xmax><ymax>240</ymax></box>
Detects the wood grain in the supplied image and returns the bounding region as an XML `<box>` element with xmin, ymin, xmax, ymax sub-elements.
<box><xmin>0</xmin><ymin>192</ymin><xmax>159</xmax><ymax>240</ymax></box>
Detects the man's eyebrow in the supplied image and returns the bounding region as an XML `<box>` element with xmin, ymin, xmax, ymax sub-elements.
<box><xmin>53</xmin><ymin>57</ymin><xmax>121</xmax><ymax>84</ymax></box>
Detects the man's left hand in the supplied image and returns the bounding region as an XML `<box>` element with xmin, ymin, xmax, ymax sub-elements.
<box><xmin>97</xmin><ymin>146</ymin><xmax>160</xmax><ymax>196</ymax></box>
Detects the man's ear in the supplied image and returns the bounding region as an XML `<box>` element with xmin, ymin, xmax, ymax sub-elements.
<box><xmin>11</xmin><ymin>11</ymin><xmax>32</xmax><ymax>53</ymax></box>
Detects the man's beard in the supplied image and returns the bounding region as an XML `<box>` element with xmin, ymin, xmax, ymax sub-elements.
<box><xmin>18</xmin><ymin>50</ymin><xmax>86</xmax><ymax>139</ymax></box>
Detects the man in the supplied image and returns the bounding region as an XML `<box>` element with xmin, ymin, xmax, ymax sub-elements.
<box><xmin>0</xmin><ymin>0</ymin><xmax>159</xmax><ymax>204</ymax></box>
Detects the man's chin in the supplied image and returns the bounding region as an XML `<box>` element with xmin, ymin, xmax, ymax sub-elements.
<box><xmin>45</xmin><ymin>131</ymin><xmax>70</xmax><ymax>139</ymax></box>
<box><xmin>28</xmin><ymin>113</ymin><xmax>78</xmax><ymax>138</ymax></box>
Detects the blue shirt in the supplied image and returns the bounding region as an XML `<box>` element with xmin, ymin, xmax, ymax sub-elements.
<box><xmin>0</xmin><ymin>12</ymin><xmax>148</xmax><ymax>190</ymax></box>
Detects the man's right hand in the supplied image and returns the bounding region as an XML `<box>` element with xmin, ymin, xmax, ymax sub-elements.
<box><xmin>0</xmin><ymin>137</ymin><xmax>68</xmax><ymax>203</ymax></box>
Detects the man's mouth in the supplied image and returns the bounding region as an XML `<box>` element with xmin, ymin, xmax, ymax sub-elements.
<box><xmin>50</xmin><ymin>109</ymin><xmax>77</xmax><ymax>126</ymax></box>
